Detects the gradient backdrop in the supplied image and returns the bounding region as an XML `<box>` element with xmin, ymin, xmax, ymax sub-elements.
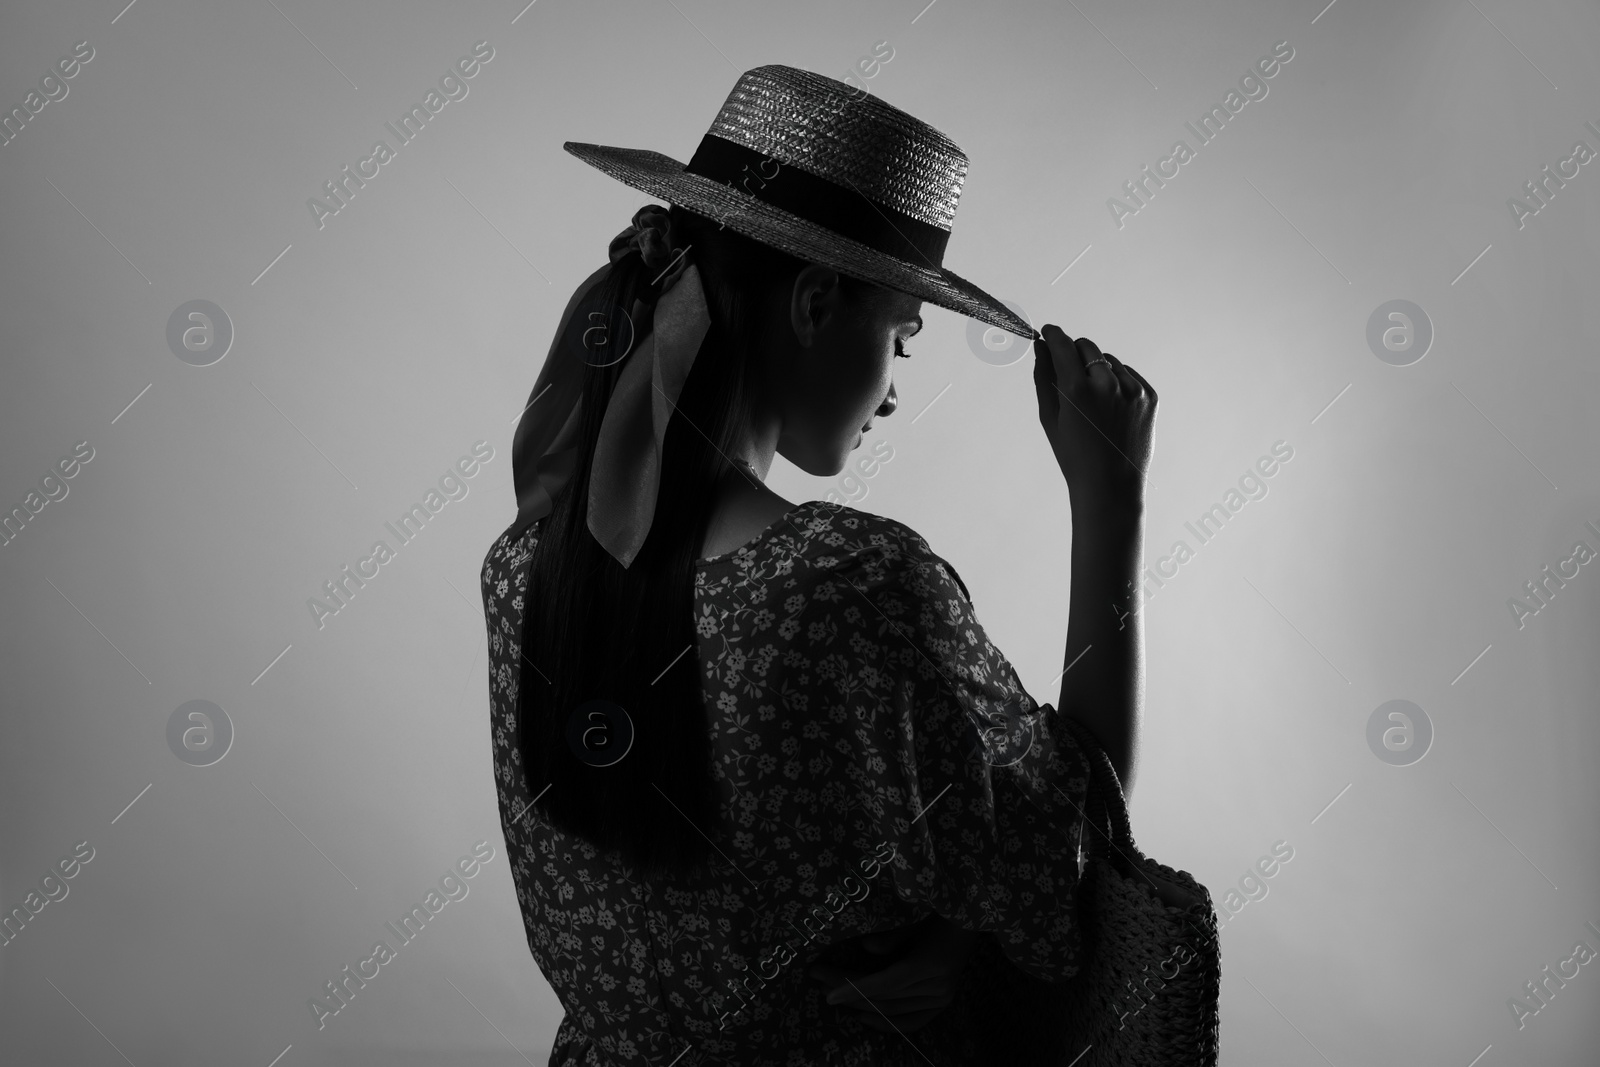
<box><xmin>2</xmin><ymin>0</ymin><xmax>1597</xmax><ymax>1064</ymax></box>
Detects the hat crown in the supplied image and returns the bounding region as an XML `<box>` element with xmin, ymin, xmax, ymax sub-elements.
<box><xmin>701</xmin><ymin>65</ymin><xmax>968</xmax><ymax>232</ymax></box>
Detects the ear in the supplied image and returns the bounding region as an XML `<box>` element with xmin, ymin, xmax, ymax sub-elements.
<box><xmin>788</xmin><ymin>264</ymin><xmax>847</xmax><ymax>348</ymax></box>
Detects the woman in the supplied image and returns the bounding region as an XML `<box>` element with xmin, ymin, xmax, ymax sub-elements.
<box><xmin>482</xmin><ymin>65</ymin><xmax>1155</xmax><ymax>1065</ymax></box>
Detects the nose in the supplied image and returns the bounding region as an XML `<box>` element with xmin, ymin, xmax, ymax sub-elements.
<box><xmin>877</xmin><ymin>381</ymin><xmax>897</xmax><ymax>418</ymax></box>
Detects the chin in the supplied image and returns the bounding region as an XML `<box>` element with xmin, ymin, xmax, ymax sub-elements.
<box><xmin>814</xmin><ymin>453</ymin><xmax>851</xmax><ymax>478</ymax></box>
<box><xmin>783</xmin><ymin>441</ymin><xmax>857</xmax><ymax>477</ymax></box>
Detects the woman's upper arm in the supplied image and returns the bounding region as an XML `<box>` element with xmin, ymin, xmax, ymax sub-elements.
<box><xmin>837</xmin><ymin>526</ymin><xmax>1095</xmax><ymax>982</ymax></box>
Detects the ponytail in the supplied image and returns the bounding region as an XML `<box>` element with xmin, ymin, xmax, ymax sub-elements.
<box><xmin>514</xmin><ymin>205</ymin><xmax>870</xmax><ymax>880</ymax></box>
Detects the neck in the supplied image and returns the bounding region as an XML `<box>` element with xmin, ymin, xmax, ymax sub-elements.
<box><xmin>726</xmin><ymin>426</ymin><xmax>779</xmax><ymax>484</ymax></box>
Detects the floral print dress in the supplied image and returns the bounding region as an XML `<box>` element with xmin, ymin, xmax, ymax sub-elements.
<box><xmin>481</xmin><ymin>499</ymin><xmax>1095</xmax><ymax>1066</ymax></box>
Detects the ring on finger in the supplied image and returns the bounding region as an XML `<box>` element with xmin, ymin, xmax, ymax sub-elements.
<box><xmin>1084</xmin><ymin>356</ymin><xmax>1112</xmax><ymax>369</ymax></box>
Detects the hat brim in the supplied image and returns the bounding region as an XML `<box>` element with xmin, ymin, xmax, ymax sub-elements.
<box><xmin>564</xmin><ymin>142</ymin><xmax>1038</xmax><ymax>342</ymax></box>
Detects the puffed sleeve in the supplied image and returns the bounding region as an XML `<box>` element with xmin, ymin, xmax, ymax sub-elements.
<box><xmin>824</xmin><ymin>518</ymin><xmax>1096</xmax><ymax>984</ymax></box>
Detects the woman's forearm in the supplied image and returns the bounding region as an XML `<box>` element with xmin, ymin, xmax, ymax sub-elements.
<box><xmin>1055</xmin><ymin>494</ymin><xmax>1145</xmax><ymax>796</ymax></box>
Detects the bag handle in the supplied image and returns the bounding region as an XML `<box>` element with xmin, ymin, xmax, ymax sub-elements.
<box><xmin>1056</xmin><ymin>712</ymin><xmax>1218</xmax><ymax>922</ymax></box>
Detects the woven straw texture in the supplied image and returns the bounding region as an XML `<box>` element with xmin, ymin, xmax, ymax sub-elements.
<box><xmin>703</xmin><ymin>64</ymin><xmax>968</xmax><ymax>231</ymax></box>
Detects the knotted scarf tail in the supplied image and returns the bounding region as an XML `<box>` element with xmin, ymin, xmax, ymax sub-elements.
<box><xmin>586</xmin><ymin>263</ymin><xmax>712</xmax><ymax>570</ymax></box>
<box><xmin>508</xmin><ymin>208</ymin><xmax>712</xmax><ymax>568</ymax></box>
<box><xmin>509</xmin><ymin>260</ymin><xmax>616</xmax><ymax>542</ymax></box>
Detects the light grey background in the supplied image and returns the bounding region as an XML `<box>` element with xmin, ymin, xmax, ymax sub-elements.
<box><xmin>2</xmin><ymin>0</ymin><xmax>1597</xmax><ymax>1064</ymax></box>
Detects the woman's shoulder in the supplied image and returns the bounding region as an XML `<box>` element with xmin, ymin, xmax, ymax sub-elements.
<box><xmin>796</xmin><ymin>501</ymin><xmax>974</xmax><ymax>605</ymax></box>
<box><xmin>808</xmin><ymin>499</ymin><xmax>928</xmax><ymax>552</ymax></box>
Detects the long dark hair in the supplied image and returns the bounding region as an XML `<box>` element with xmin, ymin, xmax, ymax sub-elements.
<box><xmin>516</xmin><ymin>205</ymin><xmax>872</xmax><ymax>880</ymax></box>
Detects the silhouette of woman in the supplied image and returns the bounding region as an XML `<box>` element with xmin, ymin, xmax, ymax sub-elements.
<box><xmin>482</xmin><ymin>64</ymin><xmax>1155</xmax><ymax>1065</ymax></box>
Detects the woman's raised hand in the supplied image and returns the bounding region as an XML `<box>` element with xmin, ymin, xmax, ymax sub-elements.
<box><xmin>1032</xmin><ymin>325</ymin><xmax>1157</xmax><ymax>509</ymax></box>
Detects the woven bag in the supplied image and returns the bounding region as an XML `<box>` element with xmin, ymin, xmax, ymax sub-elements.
<box><xmin>940</xmin><ymin>714</ymin><xmax>1221</xmax><ymax>1065</ymax></box>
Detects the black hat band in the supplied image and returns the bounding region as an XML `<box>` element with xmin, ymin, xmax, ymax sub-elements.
<box><xmin>684</xmin><ymin>133</ymin><xmax>950</xmax><ymax>269</ymax></box>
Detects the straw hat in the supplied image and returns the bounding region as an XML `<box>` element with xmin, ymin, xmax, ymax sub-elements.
<box><xmin>564</xmin><ymin>63</ymin><xmax>1035</xmax><ymax>340</ymax></box>
<box><xmin>511</xmin><ymin>64</ymin><xmax>1036</xmax><ymax>570</ymax></box>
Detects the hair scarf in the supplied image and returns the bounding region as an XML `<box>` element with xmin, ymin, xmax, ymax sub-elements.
<box><xmin>508</xmin><ymin>205</ymin><xmax>712</xmax><ymax>569</ymax></box>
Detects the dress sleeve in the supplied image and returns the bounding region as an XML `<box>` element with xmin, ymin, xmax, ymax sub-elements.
<box><xmin>830</xmin><ymin>520</ymin><xmax>1095</xmax><ymax>983</ymax></box>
